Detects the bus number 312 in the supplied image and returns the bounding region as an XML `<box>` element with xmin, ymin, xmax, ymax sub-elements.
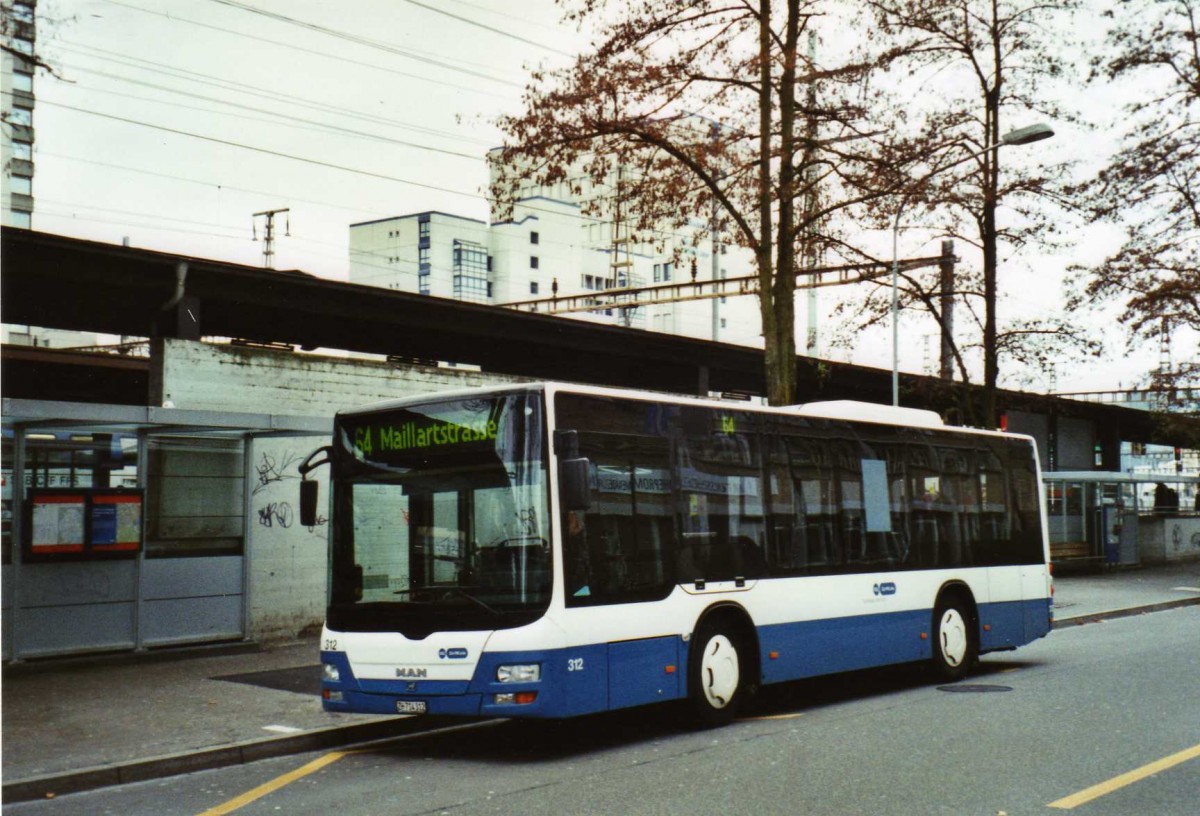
<box><xmin>567</xmin><ymin>657</ymin><xmax>584</xmax><ymax>672</ymax></box>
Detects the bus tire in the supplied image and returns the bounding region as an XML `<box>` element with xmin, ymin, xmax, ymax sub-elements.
<box><xmin>931</xmin><ymin>595</ymin><xmax>976</xmax><ymax>682</ymax></box>
<box><xmin>687</xmin><ymin>619</ymin><xmax>745</xmax><ymax>727</ymax></box>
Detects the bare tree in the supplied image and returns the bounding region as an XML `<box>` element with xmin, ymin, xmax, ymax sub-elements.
<box><xmin>857</xmin><ymin>0</ymin><xmax>1082</xmax><ymax>424</ymax></box>
<box><xmin>1070</xmin><ymin>0</ymin><xmax>1200</xmax><ymax>406</ymax></box>
<box><xmin>492</xmin><ymin>0</ymin><xmax>926</xmax><ymax>405</ymax></box>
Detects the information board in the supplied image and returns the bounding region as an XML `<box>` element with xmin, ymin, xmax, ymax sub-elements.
<box><xmin>25</xmin><ymin>489</ymin><xmax>144</xmax><ymax>561</ymax></box>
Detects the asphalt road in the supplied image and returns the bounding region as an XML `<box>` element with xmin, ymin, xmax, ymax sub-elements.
<box><xmin>7</xmin><ymin>607</ymin><xmax>1198</xmax><ymax>816</ymax></box>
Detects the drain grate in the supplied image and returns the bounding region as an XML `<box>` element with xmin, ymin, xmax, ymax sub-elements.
<box><xmin>938</xmin><ymin>684</ymin><xmax>1013</xmax><ymax>693</ymax></box>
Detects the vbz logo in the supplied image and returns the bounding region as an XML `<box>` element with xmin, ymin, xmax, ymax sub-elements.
<box><xmin>873</xmin><ymin>582</ymin><xmax>897</xmax><ymax>596</ymax></box>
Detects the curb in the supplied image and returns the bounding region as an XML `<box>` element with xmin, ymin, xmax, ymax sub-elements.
<box><xmin>1</xmin><ymin>715</ymin><xmax>471</xmax><ymax>805</ymax></box>
<box><xmin>1051</xmin><ymin>596</ymin><xmax>1200</xmax><ymax>629</ymax></box>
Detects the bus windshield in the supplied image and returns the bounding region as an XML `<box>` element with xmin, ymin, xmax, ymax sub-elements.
<box><xmin>328</xmin><ymin>391</ymin><xmax>550</xmax><ymax>637</ymax></box>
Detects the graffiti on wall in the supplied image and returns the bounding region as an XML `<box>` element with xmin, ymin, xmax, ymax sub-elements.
<box><xmin>252</xmin><ymin>443</ymin><xmax>328</xmax><ymax>536</ymax></box>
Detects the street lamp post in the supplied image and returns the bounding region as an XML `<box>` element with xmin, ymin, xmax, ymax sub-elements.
<box><xmin>890</xmin><ymin>123</ymin><xmax>1054</xmax><ymax>407</ymax></box>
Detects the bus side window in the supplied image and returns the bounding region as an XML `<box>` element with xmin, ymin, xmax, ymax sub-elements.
<box><xmin>567</xmin><ymin>430</ymin><xmax>673</xmax><ymax>606</ymax></box>
<box><xmin>676</xmin><ymin>414</ymin><xmax>765</xmax><ymax>581</ymax></box>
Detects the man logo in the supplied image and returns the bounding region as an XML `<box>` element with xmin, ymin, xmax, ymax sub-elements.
<box><xmin>395</xmin><ymin>667</ymin><xmax>427</xmax><ymax>678</ymax></box>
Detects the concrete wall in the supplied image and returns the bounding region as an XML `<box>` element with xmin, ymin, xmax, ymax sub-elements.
<box><xmin>160</xmin><ymin>339</ymin><xmax>527</xmax><ymax>643</ymax></box>
<box><xmin>159</xmin><ymin>338</ymin><xmax>527</xmax><ymax>416</ymax></box>
<box><xmin>245</xmin><ymin>435</ymin><xmax>330</xmax><ymax>643</ymax></box>
<box><xmin>1139</xmin><ymin>516</ymin><xmax>1200</xmax><ymax>564</ymax></box>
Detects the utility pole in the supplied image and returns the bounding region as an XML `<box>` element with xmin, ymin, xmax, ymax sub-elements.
<box><xmin>710</xmin><ymin>123</ymin><xmax>721</xmax><ymax>342</ymax></box>
<box><xmin>252</xmin><ymin>208</ymin><xmax>290</xmax><ymax>269</ymax></box>
<box><xmin>610</xmin><ymin>168</ymin><xmax>636</xmax><ymax>327</ymax></box>
<box><xmin>938</xmin><ymin>239</ymin><xmax>956</xmax><ymax>379</ymax></box>
<box><xmin>803</xmin><ymin>30</ymin><xmax>820</xmax><ymax>357</ymax></box>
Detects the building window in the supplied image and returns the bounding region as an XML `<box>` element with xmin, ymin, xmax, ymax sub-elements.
<box><xmin>653</xmin><ymin>263</ymin><xmax>661</xmax><ymax>282</ymax></box>
<box><xmin>531</xmin><ymin>231</ymin><xmax>539</xmax><ymax>244</ymax></box>
<box><xmin>418</xmin><ymin>216</ymin><xmax>430</xmax><ymax>240</ymax></box>
<box><xmin>8</xmin><ymin>108</ymin><xmax>32</xmax><ymax>127</ymax></box>
<box><xmin>662</xmin><ymin>262</ymin><xmax>672</xmax><ymax>282</ymax></box>
<box><xmin>452</xmin><ymin>239</ymin><xmax>489</xmax><ymax>304</ymax></box>
<box><xmin>530</xmin><ymin>256</ymin><xmax>539</xmax><ymax>269</ymax></box>
<box><xmin>418</xmin><ymin>246</ymin><xmax>430</xmax><ymax>266</ymax></box>
<box><xmin>530</xmin><ymin>281</ymin><xmax>539</xmax><ymax>295</ymax></box>
<box><xmin>11</xmin><ymin>142</ymin><xmax>31</xmax><ymax>161</ymax></box>
<box><xmin>10</xmin><ymin>177</ymin><xmax>31</xmax><ymax>196</ymax></box>
<box><xmin>12</xmin><ymin>72</ymin><xmax>32</xmax><ymax>93</ymax></box>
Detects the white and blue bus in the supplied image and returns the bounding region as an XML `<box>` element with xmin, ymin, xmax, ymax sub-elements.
<box><xmin>303</xmin><ymin>382</ymin><xmax>1051</xmax><ymax>726</ymax></box>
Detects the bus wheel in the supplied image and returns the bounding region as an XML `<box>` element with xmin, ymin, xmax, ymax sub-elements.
<box><xmin>688</xmin><ymin>621</ymin><xmax>743</xmax><ymax>727</ymax></box>
<box><xmin>931</xmin><ymin>598</ymin><xmax>975</xmax><ymax>682</ymax></box>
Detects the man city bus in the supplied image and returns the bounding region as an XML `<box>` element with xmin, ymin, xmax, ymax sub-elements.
<box><xmin>300</xmin><ymin>382</ymin><xmax>1051</xmax><ymax>726</ymax></box>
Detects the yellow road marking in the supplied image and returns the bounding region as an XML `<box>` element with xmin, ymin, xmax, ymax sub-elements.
<box><xmin>1047</xmin><ymin>742</ymin><xmax>1200</xmax><ymax>809</ymax></box>
<box><xmin>197</xmin><ymin>751</ymin><xmax>351</xmax><ymax>816</ymax></box>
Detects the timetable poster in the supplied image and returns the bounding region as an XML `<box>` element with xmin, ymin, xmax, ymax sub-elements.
<box><xmin>30</xmin><ymin>494</ymin><xmax>87</xmax><ymax>555</ymax></box>
<box><xmin>91</xmin><ymin>494</ymin><xmax>143</xmax><ymax>552</ymax></box>
<box><xmin>25</xmin><ymin>489</ymin><xmax>143</xmax><ymax>560</ymax></box>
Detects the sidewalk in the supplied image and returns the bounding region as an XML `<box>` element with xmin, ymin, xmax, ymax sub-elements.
<box><xmin>4</xmin><ymin>561</ymin><xmax>1200</xmax><ymax>804</ymax></box>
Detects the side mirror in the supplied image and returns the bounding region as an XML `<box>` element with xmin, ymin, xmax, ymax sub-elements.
<box><xmin>298</xmin><ymin>445</ymin><xmax>333</xmax><ymax>528</ymax></box>
<box><xmin>299</xmin><ymin>479</ymin><xmax>320</xmax><ymax>527</ymax></box>
<box><xmin>561</xmin><ymin>457</ymin><xmax>592</xmax><ymax>512</ymax></box>
<box><xmin>554</xmin><ymin>430</ymin><xmax>591</xmax><ymax>511</ymax></box>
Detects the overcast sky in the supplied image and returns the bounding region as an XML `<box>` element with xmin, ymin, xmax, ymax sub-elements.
<box><xmin>24</xmin><ymin>0</ymin><xmax>1183</xmax><ymax>394</ymax></box>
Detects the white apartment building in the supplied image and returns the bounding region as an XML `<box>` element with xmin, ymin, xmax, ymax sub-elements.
<box><xmin>2</xmin><ymin>0</ymin><xmax>35</xmax><ymax>231</ymax></box>
<box><xmin>1</xmin><ymin>1</ymin><xmax>97</xmax><ymax>349</ymax></box>
<box><xmin>349</xmin><ymin>156</ymin><xmax>763</xmax><ymax>345</ymax></box>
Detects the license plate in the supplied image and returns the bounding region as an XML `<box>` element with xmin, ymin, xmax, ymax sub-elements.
<box><xmin>396</xmin><ymin>700</ymin><xmax>427</xmax><ymax>715</ymax></box>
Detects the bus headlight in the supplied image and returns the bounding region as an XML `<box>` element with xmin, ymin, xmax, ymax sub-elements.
<box><xmin>322</xmin><ymin>663</ymin><xmax>341</xmax><ymax>683</ymax></box>
<box><xmin>496</xmin><ymin>663</ymin><xmax>541</xmax><ymax>683</ymax></box>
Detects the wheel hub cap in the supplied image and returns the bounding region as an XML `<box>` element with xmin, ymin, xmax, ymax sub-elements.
<box><xmin>700</xmin><ymin>634</ymin><xmax>739</xmax><ymax>708</ymax></box>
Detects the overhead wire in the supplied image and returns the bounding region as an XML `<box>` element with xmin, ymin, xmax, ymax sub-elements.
<box><xmin>37</xmin><ymin>149</ymin><xmax>384</xmax><ymax>220</ymax></box>
<box><xmin>33</xmin><ymin>93</ymin><xmax>711</xmax><ymax>251</ymax></box>
<box><xmin>99</xmin><ymin>0</ymin><xmax>517</xmax><ymax>98</ymax></box>
<box><xmin>399</xmin><ymin>0</ymin><xmax>575</xmax><ymax>57</ymax></box>
<box><xmin>53</xmin><ymin>62</ymin><xmax>483</xmax><ymax>160</ymax></box>
<box><xmin>34</xmin><ymin>97</ymin><xmax>488</xmax><ymax>200</ymax></box>
<box><xmin>57</xmin><ymin>40</ymin><xmax>496</xmax><ymax>147</ymax></box>
<box><xmin>197</xmin><ymin>0</ymin><xmax>524</xmax><ymax>87</ymax></box>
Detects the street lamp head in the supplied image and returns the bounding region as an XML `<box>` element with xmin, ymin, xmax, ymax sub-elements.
<box><xmin>1000</xmin><ymin>123</ymin><xmax>1055</xmax><ymax>146</ymax></box>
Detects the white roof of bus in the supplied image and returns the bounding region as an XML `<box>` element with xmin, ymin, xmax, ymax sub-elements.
<box><xmin>789</xmin><ymin>400</ymin><xmax>945</xmax><ymax>428</ymax></box>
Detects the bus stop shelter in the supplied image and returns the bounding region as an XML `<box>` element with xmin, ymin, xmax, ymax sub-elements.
<box><xmin>2</xmin><ymin>398</ymin><xmax>328</xmax><ymax>661</ymax></box>
<box><xmin>1042</xmin><ymin>471</ymin><xmax>1200</xmax><ymax>567</ymax></box>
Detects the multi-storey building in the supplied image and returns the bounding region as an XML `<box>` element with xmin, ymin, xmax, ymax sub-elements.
<box><xmin>349</xmin><ymin>154</ymin><xmax>761</xmax><ymax>344</ymax></box>
<box><xmin>2</xmin><ymin>1</ymin><xmax>100</xmax><ymax>349</ymax></box>
<box><xmin>3</xmin><ymin>0</ymin><xmax>36</xmax><ymax>230</ymax></box>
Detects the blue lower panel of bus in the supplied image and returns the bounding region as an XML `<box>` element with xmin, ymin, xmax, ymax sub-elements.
<box><xmin>320</xmin><ymin>599</ymin><xmax>1050</xmax><ymax>719</ymax></box>
<box><xmin>320</xmin><ymin>636</ymin><xmax>685</xmax><ymax>719</ymax></box>
<box><xmin>758</xmin><ymin>598</ymin><xmax>1049</xmax><ymax>684</ymax></box>
<box><xmin>758</xmin><ymin>609</ymin><xmax>930</xmax><ymax>683</ymax></box>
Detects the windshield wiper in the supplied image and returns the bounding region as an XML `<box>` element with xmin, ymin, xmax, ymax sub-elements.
<box><xmin>392</xmin><ymin>585</ymin><xmax>502</xmax><ymax>615</ymax></box>
<box><xmin>438</xmin><ymin>586</ymin><xmax>503</xmax><ymax>616</ymax></box>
